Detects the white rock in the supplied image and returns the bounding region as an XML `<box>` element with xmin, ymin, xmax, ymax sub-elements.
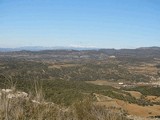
<box><xmin>2</xmin><ymin>89</ymin><xmax>12</xmax><ymax>93</ymax></box>
<box><xmin>16</xmin><ymin>92</ymin><xmax>28</xmax><ymax>98</ymax></box>
<box><xmin>7</xmin><ymin>93</ymin><xmax>16</xmax><ymax>99</ymax></box>
<box><xmin>32</xmin><ymin>100</ymin><xmax>40</xmax><ymax>104</ymax></box>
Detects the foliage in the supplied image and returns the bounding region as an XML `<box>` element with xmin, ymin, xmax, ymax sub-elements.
<box><xmin>0</xmin><ymin>86</ymin><xmax>129</xmax><ymax>120</ymax></box>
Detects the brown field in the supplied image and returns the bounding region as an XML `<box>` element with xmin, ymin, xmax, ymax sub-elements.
<box><xmin>94</xmin><ymin>93</ymin><xmax>160</xmax><ymax>118</ymax></box>
<box><xmin>126</xmin><ymin>91</ymin><xmax>142</xmax><ymax>99</ymax></box>
<box><xmin>128</xmin><ymin>63</ymin><xmax>158</xmax><ymax>76</ymax></box>
<box><xmin>146</xmin><ymin>96</ymin><xmax>160</xmax><ymax>103</ymax></box>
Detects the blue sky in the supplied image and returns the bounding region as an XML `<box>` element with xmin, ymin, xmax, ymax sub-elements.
<box><xmin>0</xmin><ymin>0</ymin><xmax>160</xmax><ymax>48</ymax></box>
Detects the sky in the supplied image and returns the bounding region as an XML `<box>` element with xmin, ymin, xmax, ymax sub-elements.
<box><xmin>0</xmin><ymin>0</ymin><xmax>160</xmax><ymax>49</ymax></box>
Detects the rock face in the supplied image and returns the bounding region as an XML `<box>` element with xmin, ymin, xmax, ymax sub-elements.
<box><xmin>0</xmin><ymin>88</ymin><xmax>50</xmax><ymax>105</ymax></box>
<box><xmin>0</xmin><ymin>89</ymin><xmax>28</xmax><ymax>99</ymax></box>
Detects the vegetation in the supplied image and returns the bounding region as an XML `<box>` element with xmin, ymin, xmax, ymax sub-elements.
<box><xmin>0</xmin><ymin>81</ymin><xmax>128</xmax><ymax>120</ymax></box>
<box><xmin>0</xmin><ymin>57</ymin><xmax>150</xmax><ymax>82</ymax></box>
<box><xmin>124</xmin><ymin>86</ymin><xmax>160</xmax><ymax>97</ymax></box>
<box><xmin>0</xmin><ymin>49</ymin><xmax>160</xmax><ymax>119</ymax></box>
<box><xmin>0</xmin><ymin>77</ymin><xmax>155</xmax><ymax>106</ymax></box>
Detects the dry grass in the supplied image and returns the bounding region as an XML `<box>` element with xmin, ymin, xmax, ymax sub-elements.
<box><xmin>0</xmin><ymin>93</ymin><xmax>128</xmax><ymax>120</ymax></box>
<box><xmin>126</xmin><ymin>91</ymin><xmax>142</xmax><ymax>99</ymax></box>
<box><xmin>0</xmin><ymin>84</ymin><xmax>128</xmax><ymax>120</ymax></box>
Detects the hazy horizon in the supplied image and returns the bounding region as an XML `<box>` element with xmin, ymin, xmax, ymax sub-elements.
<box><xmin>1</xmin><ymin>0</ymin><xmax>160</xmax><ymax>48</ymax></box>
<box><xmin>1</xmin><ymin>45</ymin><xmax>160</xmax><ymax>50</ymax></box>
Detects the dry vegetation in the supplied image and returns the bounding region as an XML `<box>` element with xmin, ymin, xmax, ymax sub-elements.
<box><xmin>0</xmin><ymin>49</ymin><xmax>160</xmax><ymax>119</ymax></box>
<box><xmin>0</xmin><ymin>86</ymin><xmax>128</xmax><ymax>120</ymax></box>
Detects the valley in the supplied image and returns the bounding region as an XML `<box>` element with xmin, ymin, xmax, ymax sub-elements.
<box><xmin>0</xmin><ymin>48</ymin><xmax>160</xmax><ymax>119</ymax></box>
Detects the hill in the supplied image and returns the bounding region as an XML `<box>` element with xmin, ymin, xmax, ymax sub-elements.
<box><xmin>0</xmin><ymin>47</ymin><xmax>160</xmax><ymax>119</ymax></box>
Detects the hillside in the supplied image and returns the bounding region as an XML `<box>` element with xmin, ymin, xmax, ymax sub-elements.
<box><xmin>0</xmin><ymin>48</ymin><xmax>160</xmax><ymax>119</ymax></box>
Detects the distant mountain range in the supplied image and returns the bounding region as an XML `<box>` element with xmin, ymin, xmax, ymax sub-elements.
<box><xmin>0</xmin><ymin>46</ymin><xmax>160</xmax><ymax>52</ymax></box>
<box><xmin>0</xmin><ymin>46</ymin><xmax>99</xmax><ymax>52</ymax></box>
<box><xmin>0</xmin><ymin>46</ymin><xmax>160</xmax><ymax>60</ymax></box>
<box><xmin>136</xmin><ymin>46</ymin><xmax>160</xmax><ymax>50</ymax></box>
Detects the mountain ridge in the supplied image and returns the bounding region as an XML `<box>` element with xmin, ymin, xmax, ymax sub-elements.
<box><xmin>0</xmin><ymin>46</ymin><xmax>160</xmax><ymax>52</ymax></box>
